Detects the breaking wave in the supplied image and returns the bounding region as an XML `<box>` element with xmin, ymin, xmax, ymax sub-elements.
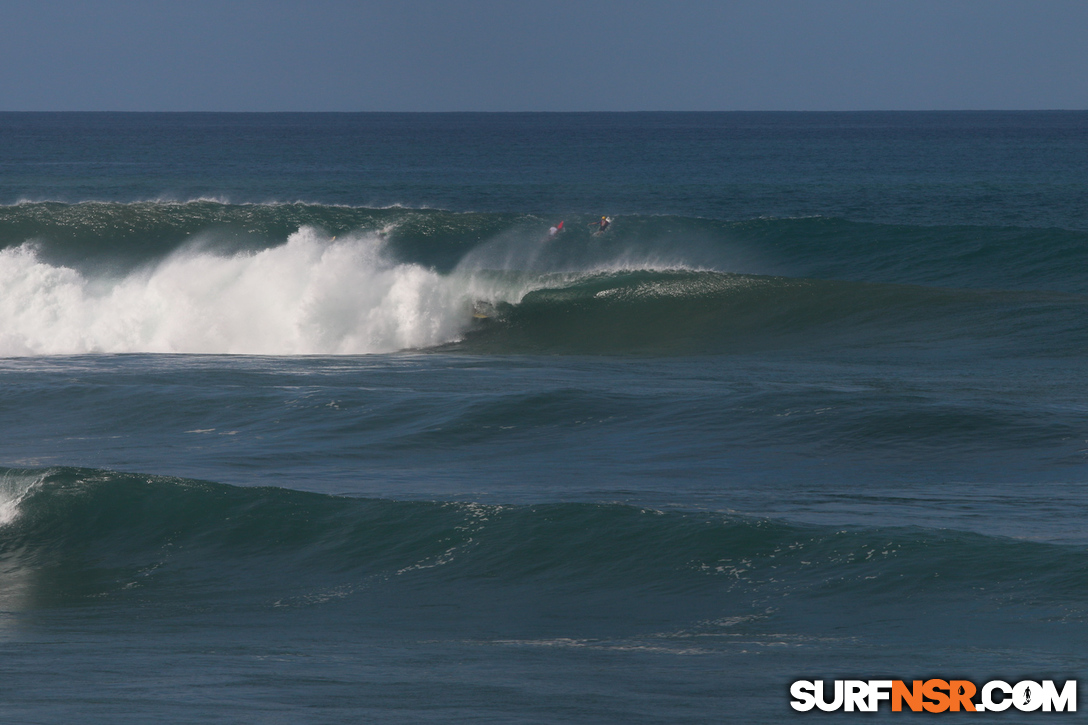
<box><xmin>2</xmin><ymin>201</ymin><xmax>1087</xmax><ymax>356</ymax></box>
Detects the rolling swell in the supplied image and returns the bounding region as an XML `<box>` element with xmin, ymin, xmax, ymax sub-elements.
<box><xmin>1</xmin><ymin>467</ymin><xmax>1086</xmax><ymax>634</ymax></box>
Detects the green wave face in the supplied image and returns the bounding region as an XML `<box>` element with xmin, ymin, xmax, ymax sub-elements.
<box><xmin>454</xmin><ymin>269</ymin><xmax>1086</xmax><ymax>355</ymax></box>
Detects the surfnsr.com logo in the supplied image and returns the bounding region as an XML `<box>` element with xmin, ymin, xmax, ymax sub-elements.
<box><xmin>790</xmin><ymin>679</ymin><xmax>1076</xmax><ymax>713</ymax></box>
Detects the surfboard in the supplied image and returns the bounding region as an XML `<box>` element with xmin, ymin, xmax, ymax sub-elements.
<box><xmin>472</xmin><ymin>301</ymin><xmax>497</xmax><ymax>320</ymax></box>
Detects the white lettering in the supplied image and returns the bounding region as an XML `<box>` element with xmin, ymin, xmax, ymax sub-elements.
<box><xmin>1014</xmin><ymin>680</ymin><xmax>1044</xmax><ymax>712</ymax></box>
<box><xmin>1042</xmin><ymin>680</ymin><xmax>1076</xmax><ymax>712</ymax></box>
<box><xmin>844</xmin><ymin>680</ymin><xmax>870</xmax><ymax>712</ymax></box>
<box><xmin>867</xmin><ymin>680</ymin><xmax>892</xmax><ymax>711</ymax></box>
<box><xmin>789</xmin><ymin>677</ymin><xmax>1076</xmax><ymax>713</ymax></box>
<box><xmin>789</xmin><ymin>680</ymin><xmax>816</xmax><ymax>712</ymax></box>
<box><xmin>814</xmin><ymin>680</ymin><xmax>844</xmax><ymax>712</ymax></box>
<box><xmin>981</xmin><ymin>680</ymin><xmax>1012</xmax><ymax>712</ymax></box>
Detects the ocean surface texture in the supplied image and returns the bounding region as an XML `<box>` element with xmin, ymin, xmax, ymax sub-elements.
<box><xmin>1</xmin><ymin>112</ymin><xmax>1086</xmax><ymax>723</ymax></box>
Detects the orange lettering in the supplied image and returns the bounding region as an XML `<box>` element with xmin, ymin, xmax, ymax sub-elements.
<box><xmin>922</xmin><ymin>679</ymin><xmax>950</xmax><ymax>713</ymax></box>
<box><xmin>892</xmin><ymin>680</ymin><xmax>924</xmax><ymax>712</ymax></box>
<box><xmin>948</xmin><ymin>680</ymin><xmax>977</xmax><ymax>712</ymax></box>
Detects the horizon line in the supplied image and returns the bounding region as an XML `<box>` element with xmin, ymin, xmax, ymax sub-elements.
<box><xmin>1</xmin><ymin>109</ymin><xmax>1086</xmax><ymax>114</ymax></box>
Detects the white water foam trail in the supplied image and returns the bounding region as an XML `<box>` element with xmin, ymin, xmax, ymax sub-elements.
<box><xmin>0</xmin><ymin>227</ymin><xmax>475</xmax><ymax>355</ymax></box>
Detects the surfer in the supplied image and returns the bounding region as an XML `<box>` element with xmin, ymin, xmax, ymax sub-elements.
<box><xmin>592</xmin><ymin>216</ymin><xmax>611</xmax><ymax>235</ymax></box>
<box><xmin>548</xmin><ymin>220</ymin><xmax>565</xmax><ymax>238</ymax></box>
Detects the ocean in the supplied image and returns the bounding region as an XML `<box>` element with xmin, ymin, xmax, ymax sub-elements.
<box><xmin>0</xmin><ymin>111</ymin><xmax>1086</xmax><ymax>722</ymax></box>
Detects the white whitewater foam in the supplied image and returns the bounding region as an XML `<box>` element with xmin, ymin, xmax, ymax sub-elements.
<box><xmin>0</xmin><ymin>495</ymin><xmax>19</xmax><ymax>527</ymax></box>
<box><xmin>0</xmin><ymin>227</ymin><xmax>482</xmax><ymax>356</ymax></box>
<box><xmin>0</xmin><ymin>470</ymin><xmax>44</xmax><ymax>527</ymax></box>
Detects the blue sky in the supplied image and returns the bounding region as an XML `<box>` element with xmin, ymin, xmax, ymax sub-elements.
<box><xmin>2</xmin><ymin>0</ymin><xmax>1086</xmax><ymax>111</ymax></box>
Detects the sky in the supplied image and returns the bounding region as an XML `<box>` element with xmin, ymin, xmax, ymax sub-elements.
<box><xmin>1</xmin><ymin>0</ymin><xmax>1086</xmax><ymax>112</ymax></box>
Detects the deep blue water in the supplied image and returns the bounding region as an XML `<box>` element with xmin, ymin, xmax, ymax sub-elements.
<box><xmin>1</xmin><ymin>112</ymin><xmax>1087</xmax><ymax>723</ymax></box>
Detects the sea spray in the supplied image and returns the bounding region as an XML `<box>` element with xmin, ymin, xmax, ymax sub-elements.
<box><xmin>0</xmin><ymin>469</ymin><xmax>45</xmax><ymax>527</ymax></box>
<box><xmin>0</xmin><ymin>227</ymin><xmax>474</xmax><ymax>355</ymax></box>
